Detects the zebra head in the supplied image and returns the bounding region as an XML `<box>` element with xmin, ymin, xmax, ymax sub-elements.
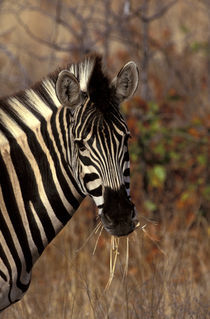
<box><xmin>55</xmin><ymin>55</ymin><xmax>139</xmax><ymax>237</ymax></box>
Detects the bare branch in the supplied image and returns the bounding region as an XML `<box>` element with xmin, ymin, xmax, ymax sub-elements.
<box><xmin>127</xmin><ymin>0</ymin><xmax>178</xmax><ymax>22</ymax></box>
<box><xmin>141</xmin><ymin>0</ymin><xmax>150</xmax><ymax>101</ymax></box>
<box><xmin>0</xmin><ymin>43</ymin><xmax>31</xmax><ymax>87</ymax></box>
<box><xmin>0</xmin><ymin>27</ymin><xmax>15</xmax><ymax>38</ymax></box>
<box><xmin>14</xmin><ymin>3</ymin><xmax>101</xmax><ymax>55</ymax></box>
<box><xmin>15</xmin><ymin>14</ymin><xmax>76</xmax><ymax>52</ymax></box>
<box><xmin>17</xmin><ymin>6</ymin><xmax>79</xmax><ymax>40</ymax></box>
<box><xmin>141</xmin><ymin>0</ymin><xmax>178</xmax><ymax>23</ymax></box>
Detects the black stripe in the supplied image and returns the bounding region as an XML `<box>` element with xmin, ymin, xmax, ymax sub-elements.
<box><xmin>19</xmin><ymin>95</ymin><xmax>83</xmax><ymax>205</ymax></box>
<box><xmin>79</xmin><ymin>154</ymin><xmax>94</xmax><ymax>166</ymax></box>
<box><xmin>0</xmin><ymin>123</ymin><xmax>55</xmax><ymax>246</ymax></box>
<box><xmin>59</xmin><ymin>108</ymin><xmax>68</xmax><ymax>158</ymax></box>
<box><xmin>33</xmin><ymin>82</ymin><xmax>57</xmax><ymax>112</ymax></box>
<box><xmin>89</xmin><ymin>185</ymin><xmax>102</xmax><ymax>197</ymax></box>
<box><xmin>24</xmin><ymin>202</ymin><xmax>45</xmax><ymax>255</ymax></box>
<box><xmin>0</xmin><ymin>150</ymin><xmax>33</xmax><ymax>274</ymax></box>
<box><xmin>50</xmin><ymin>111</ymin><xmax>83</xmax><ymax>207</ymax></box>
<box><xmin>21</xmin><ymin>127</ymin><xmax>71</xmax><ymax>225</ymax></box>
<box><xmin>125</xmin><ymin>182</ymin><xmax>130</xmax><ymax>189</ymax></box>
<box><xmin>0</xmin><ymin>243</ymin><xmax>12</xmax><ymax>303</ymax></box>
<box><xmin>0</xmin><ymin>104</ymin><xmax>72</xmax><ymax>224</ymax></box>
<box><xmin>97</xmin><ymin>204</ymin><xmax>104</xmax><ymax>209</ymax></box>
<box><xmin>83</xmin><ymin>173</ymin><xmax>99</xmax><ymax>185</ymax></box>
<box><xmin>124</xmin><ymin>168</ymin><xmax>130</xmax><ymax>177</ymax></box>
<box><xmin>0</xmin><ymin>269</ymin><xmax>7</xmax><ymax>282</ymax></box>
<box><xmin>17</xmin><ymin>94</ymin><xmax>79</xmax><ymax>203</ymax></box>
<box><xmin>0</xmin><ymin>208</ymin><xmax>30</xmax><ymax>293</ymax></box>
<box><xmin>123</xmin><ymin>150</ymin><xmax>130</xmax><ymax>162</ymax></box>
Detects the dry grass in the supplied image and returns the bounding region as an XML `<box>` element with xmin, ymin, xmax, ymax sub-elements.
<box><xmin>2</xmin><ymin>197</ymin><xmax>209</xmax><ymax>319</ymax></box>
<box><xmin>0</xmin><ymin>1</ymin><xmax>209</xmax><ymax>318</ymax></box>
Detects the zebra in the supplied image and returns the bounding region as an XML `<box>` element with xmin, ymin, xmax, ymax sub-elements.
<box><xmin>0</xmin><ymin>54</ymin><xmax>139</xmax><ymax>311</ymax></box>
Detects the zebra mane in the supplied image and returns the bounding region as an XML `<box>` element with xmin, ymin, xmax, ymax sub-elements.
<box><xmin>68</xmin><ymin>54</ymin><xmax>97</xmax><ymax>92</ymax></box>
<box><xmin>0</xmin><ymin>54</ymin><xmax>114</xmax><ymax>147</ymax></box>
<box><xmin>87</xmin><ymin>55</ymin><xmax>115</xmax><ymax>112</ymax></box>
<box><xmin>67</xmin><ymin>54</ymin><xmax>115</xmax><ymax>112</ymax></box>
<box><xmin>43</xmin><ymin>53</ymin><xmax>115</xmax><ymax>112</ymax></box>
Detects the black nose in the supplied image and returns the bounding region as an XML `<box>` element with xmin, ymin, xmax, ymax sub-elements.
<box><xmin>101</xmin><ymin>186</ymin><xmax>137</xmax><ymax>237</ymax></box>
<box><xmin>103</xmin><ymin>186</ymin><xmax>134</xmax><ymax>216</ymax></box>
<box><xmin>105</xmin><ymin>220</ymin><xmax>137</xmax><ymax>237</ymax></box>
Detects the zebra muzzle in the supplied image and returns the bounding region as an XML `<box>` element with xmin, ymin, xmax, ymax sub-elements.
<box><xmin>100</xmin><ymin>186</ymin><xmax>138</xmax><ymax>237</ymax></box>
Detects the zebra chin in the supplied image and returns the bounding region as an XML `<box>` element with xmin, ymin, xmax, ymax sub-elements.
<box><xmin>100</xmin><ymin>186</ymin><xmax>138</xmax><ymax>237</ymax></box>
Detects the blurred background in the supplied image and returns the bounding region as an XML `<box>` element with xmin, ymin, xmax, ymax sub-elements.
<box><xmin>1</xmin><ymin>0</ymin><xmax>209</xmax><ymax>318</ymax></box>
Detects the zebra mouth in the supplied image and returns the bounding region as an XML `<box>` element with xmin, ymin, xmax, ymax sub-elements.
<box><xmin>101</xmin><ymin>215</ymin><xmax>138</xmax><ymax>237</ymax></box>
<box><xmin>104</xmin><ymin>226</ymin><xmax>135</xmax><ymax>237</ymax></box>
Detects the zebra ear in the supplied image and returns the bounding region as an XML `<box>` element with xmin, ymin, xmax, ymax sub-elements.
<box><xmin>56</xmin><ymin>70</ymin><xmax>81</xmax><ymax>108</ymax></box>
<box><xmin>112</xmin><ymin>62</ymin><xmax>139</xmax><ymax>102</ymax></box>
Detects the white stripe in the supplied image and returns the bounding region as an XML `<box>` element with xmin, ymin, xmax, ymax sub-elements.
<box><xmin>29</xmin><ymin>201</ymin><xmax>47</xmax><ymax>248</ymax></box>
<box><xmin>0</xmin><ymin>131</ymin><xmax>9</xmax><ymax>148</ymax></box>
<box><xmin>25</xmin><ymin>89</ymin><xmax>53</xmax><ymax>118</ymax></box>
<box><xmin>42</xmin><ymin>79</ymin><xmax>61</xmax><ymax>108</ymax></box>
<box><xmin>0</xmin><ymin>232</ymin><xmax>22</xmax><ymax>303</ymax></box>
<box><xmin>69</xmin><ymin>57</ymin><xmax>95</xmax><ymax>92</ymax></box>
<box><xmin>92</xmin><ymin>196</ymin><xmax>104</xmax><ymax>207</ymax></box>
<box><xmin>0</xmin><ymin>109</ymin><xmax>24</xmax><ymax>140</ymax></box>
<box><xmin>55</xmin><ymin>108</ymin><xmax>66</xmax><ymax>161</ymax></box>
<box><xmin>63</xmin><ymin>108</ymin><xmax>71</xmax><ymax>166</ymax></box>
<box><xmin>8</xmin><ymin>97</ymin><xmax>40</xmax><ymax>128</ymax></box>
<box><xmin>15</xmin><ymin>134</ymin><xmax>63</xmax><ymax>234</ymax></box>
<box><xmin>86</xmin><ymin>178</ymin><xmax>101</xmax><ymax>191</ymax></box>
<box><xmin>47</xmin><ymin>111</ymin><xmax>82</xmax><ymax>201</ymax></box>
<box><xmin>0</xmin><ymin>150</ymin><xmax>39</xmax><ymax>266</ymax></box>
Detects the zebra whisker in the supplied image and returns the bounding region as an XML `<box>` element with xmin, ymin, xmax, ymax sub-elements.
<box><xmin>122</xmin><ymin>237</ymin><xmax>129</xmax><ymax>282</ymax></box>
<box><xmin>75</xmin><ymin>221</ymin><xmax>103</xmax><ymax>253</ymax></box>
<box><xmin>92</xmin><ymin>223</ymin><xmax>103</xmax><ymax>255</ymax></box>
<box><xmin>94</xmin><ymin>220</ymin><xmax>102</xmax><ymax>234</ymax></box>
<box><xmin>105</xmin><ymin>236</ymin><xmax>120</xmax><ymax>291</ymax></box>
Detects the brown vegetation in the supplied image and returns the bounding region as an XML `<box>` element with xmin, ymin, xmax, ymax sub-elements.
<box><xmin>1</xmin><ymin>0</ymin><xmax>209</xmax><ymax>318</ymax></box>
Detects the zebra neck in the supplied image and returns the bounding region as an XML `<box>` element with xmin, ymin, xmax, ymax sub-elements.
<box><xmin>0</xmin><ymin>88</ymin><xmax>85</xmax><ymax>271</ymax></box>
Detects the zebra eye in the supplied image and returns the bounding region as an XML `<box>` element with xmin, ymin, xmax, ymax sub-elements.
<box><xmin>75</xmin><ymin>140</ymin><xmax>86</xmax><ymax>151</ymax></box>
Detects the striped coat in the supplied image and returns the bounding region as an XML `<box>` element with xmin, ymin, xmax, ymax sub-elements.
<box><xmin>0</xmin><ymin>54</ymin><xmax>139</xmax><ymax>310</ymax></box>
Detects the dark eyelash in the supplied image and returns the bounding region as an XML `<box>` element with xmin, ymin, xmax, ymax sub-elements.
<box><xmin>75</xmin><ymin>140</ymin><xmax>86</xmax><ymax>151</ymax></box>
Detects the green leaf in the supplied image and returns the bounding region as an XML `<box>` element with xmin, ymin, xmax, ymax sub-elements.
<box><xmin>150</xmin><ymin>119</ymin><xmax>161</xmax><ymax>131</ymax></box>
<box><xmin>191</xmin><ymin>41</ymin><xmax>208</xmax><ymax>54</ymax></box>
<box><xmin>148</xmin><ymin>165</ymin><xmax>167</xmax><ymax>188</ymax></box>
<box><xmin>197</xmin><ymin>154</ymin><xmax>207</xmax><ymax>166</ymax></box>
<box><xmin>202</xmin><ymin>185</ymin><xmax>210</xmax><ymax>200</ymax></box>
<box><xmin>148</xmin><ymin>102</ymin><xmax>159</xmax><ymax>112</ymax></box>
<box><xmin>153</xmin><ymin>165</ymin><xmax>166</xmax><ymax>183</ymax></box>
<box><xmin>180</xmin><ymin>24</ymin><xmax>190</xmax><ymax>34</ymax></box>
<box><xmin>154</xmin><ymin>143</ymin><xmax>166</xmax><ymax>157</ymax></box>
<box><xmin>145</xmin><ymin>200</ymin><xmax>157</xmax><ymax>212</ymax></box>
<box><xmin>181</xmin><ymin>191</ymin><xmax>190</xmax><ymax>201</ymax></box>
<box><xmin>130</xmin><ymin>153</ymin><xmax>138</xmax><ymax>162</ymax></box>
<box><xmin>169</xmin><ymin>151</ymin><xmax>180</xmax><ymax>160</ymax></box>
<box><xmin>130</xmin><ymin>141</ymin><xmax>141</xmax><ymax>163</ymax></box>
